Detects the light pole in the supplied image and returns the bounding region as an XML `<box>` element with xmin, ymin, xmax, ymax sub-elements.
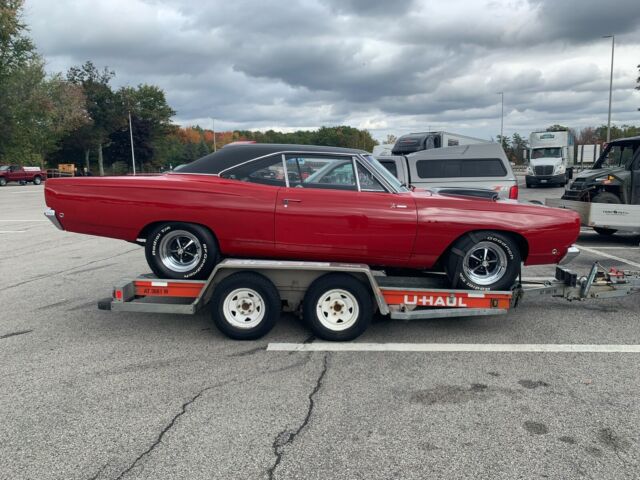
<box><xmin>497</xmin><ymin>92</ymin><xmax>504</xmax><ymax>144</ymax></box>
<box><xmin>603</xmin><ymin>35</ymin><xmax>615</xmax><ymax>142</ymax></box>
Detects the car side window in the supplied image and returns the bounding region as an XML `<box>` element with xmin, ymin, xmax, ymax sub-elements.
<box><xmin>355</xmin><ymin>162</ymin><xmax>386</xmax><ymax>192</ymax></box>
<box><xmin>286</xmin><ymin>155</ymin><xmax>357</xmax><ymax>191</ymax></box>
<box><xmin>221</xmin><ymin>155</ymin><xmax>286</xmax><ymax>187</ymax></box>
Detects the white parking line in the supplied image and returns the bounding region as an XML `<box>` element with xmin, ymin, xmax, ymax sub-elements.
<box><xmin>267</xmin><ymin>343</ymin><xmax>640</xmax><ymax>353</ymax></box>
<box><xmin>0</xmin><ymin>230</ymin><xmax>26</xmax><ymax>233</ymax></box>
<box><xmin>0</xmin><ymin>219</ymin><xmax>47</xmax><ymax>222</ymax></box>
<box><xmin>576</xmin><ymin>244</ymin><xmax>640</xmax><ymax>269</ymax></box>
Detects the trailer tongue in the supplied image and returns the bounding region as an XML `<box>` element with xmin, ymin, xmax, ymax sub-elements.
<box><xmin>98</xmin><ymin>259</ymin><xmax>640</xmax><ymax>341</ymax></box>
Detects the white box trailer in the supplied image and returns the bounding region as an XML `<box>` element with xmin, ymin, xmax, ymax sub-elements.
<box><xmin>545</xmin><ymin>198</ymin><xmax>640</xmax><ymax>233</ymax></box>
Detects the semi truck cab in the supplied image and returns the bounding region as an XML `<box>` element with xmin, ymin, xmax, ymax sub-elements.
<box><xmin>525</xmin><ymin>131</ymin><xmax>574</xmax><ymax>188</ymax></box>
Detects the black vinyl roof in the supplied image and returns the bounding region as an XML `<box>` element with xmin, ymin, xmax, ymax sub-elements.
<box><xmin>174</xmin><ymin>143</ymin><xmax>367</xmax><ymax>175</ymax></box>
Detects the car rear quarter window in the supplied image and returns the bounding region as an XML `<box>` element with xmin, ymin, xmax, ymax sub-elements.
<box><xmin>416</xmin><ymin>158</ymin><xmax>507</xmax><ymax>178</ymax></box>
<box><xmin>221</xmin><ymin>155</ymin><xmax>286</xmax><ymax>186</ymax></box>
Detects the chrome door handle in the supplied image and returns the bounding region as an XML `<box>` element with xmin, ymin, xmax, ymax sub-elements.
<box><xmin>282</xmin><ymin>198</ymin><xmax>302</xmax><ymax>208</ymax></box>
<box><xmin>391</xmin><ymin>203</ymin><xmax>408</xmax><ymax>209</ymax></box>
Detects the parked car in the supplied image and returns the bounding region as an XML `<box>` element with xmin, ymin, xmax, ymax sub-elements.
<box><xmin>0</xmin><ymin>165</ymin><xmax>46</xmax><ymax>186</ymax></box>
<box><xmin>44</xmin><ymin>144</ymin><xmax>580</xmax><ymax>290</ymax></box>
<box><xmin>376</xmin><ymin>143</ymin><xmax>519</xmax><ymax>199</ymax></box>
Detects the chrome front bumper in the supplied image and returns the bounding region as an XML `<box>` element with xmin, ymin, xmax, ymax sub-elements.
<box><xmin>44</xmin><ymin>208</ymin><xmax>64</xmax><ymax>230</ymax></box>
<box><xmin>559</xmin><ymin>245</ymin><xmax>580</xmax><ymax>265</ymax></box>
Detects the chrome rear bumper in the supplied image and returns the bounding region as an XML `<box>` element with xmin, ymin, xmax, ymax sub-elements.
<box><xmin>559</xmin><ymin>245</ymin><xmax>580</xmax><ymax>265</ymax></box>
<box><xmin>44</xmin><ymin>208</ymin><xmax>63</xmax><ymax>230</ymax></box>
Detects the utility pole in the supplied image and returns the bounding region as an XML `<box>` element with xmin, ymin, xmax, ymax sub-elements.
<box><xmin>603</xmin><ymin>34</ymin><xmax>615</xmax><ymax>142</ymax></box>
<box><xmin>497</xmin><ymin>92</ymin><xmax>504</xmax><ymax>144</ymax></box>
<box><xmin>128</xmin><ymin>110</ymin><xmax>136</xmax><ymax>175</ymax></box>
<box><xmin>211</xmin><ymin>117</ymin><xmax>216</xmax><ymax>152</ymax></box>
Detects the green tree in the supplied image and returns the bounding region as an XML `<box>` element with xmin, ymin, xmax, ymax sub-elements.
<box><xmin>510</xmin><ymin>133</ymin><xmax>528</xmax><ymax>164</ymax></box>
<box><xmin>67</xmin><ymin>61</ymin><xmax>121</xmax><ymax>175</ymax></box>
<box><xmin>0</xmin><ymin>2</ymin><xmax>87</xmax><ymax>165</ymax></box>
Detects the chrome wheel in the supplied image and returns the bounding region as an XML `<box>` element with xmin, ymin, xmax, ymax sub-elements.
<box><xmin>158</xmin><ymin>230</ymin><xmax>202</xmax><ymax>272</ymax></box>
<box><xmin>316</xmin><ymin>289</ymin><xmax>359</xmax><ymax>332</ymax></box>
<box><xmin>222</xmin><ymin>288</ymin><xmax>265</xmax><ymax>329</ymax></box>
<box><xmin>462</xmin><ymin>241</ymin><xmax>508</xmax><ymax>286</ymax></box>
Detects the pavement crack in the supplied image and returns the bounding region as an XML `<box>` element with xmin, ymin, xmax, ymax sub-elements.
<box><xmin>114</xmin><ymin>385</ymin><xmax>214</xmax><ymax>480</ymax></box>
<box><xmin>87</xmin><ymin>463</ymin><xmax>107</xmax><ymax>480</ymax></box>
<box><xmin>0</xmin><ymin>329</ymin><xmax>33</xmax><ymax>340</ymax></box>
<box><xmin>267</xmin><ymin>353</ymin><xmax>329</xmax><ymax>480</ymax></box>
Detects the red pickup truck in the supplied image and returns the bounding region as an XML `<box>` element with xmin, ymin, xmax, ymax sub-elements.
<box><xmin>0</xmin><ymin>165</ymin><xmax>46</xmax><ymax>186</ymax></box>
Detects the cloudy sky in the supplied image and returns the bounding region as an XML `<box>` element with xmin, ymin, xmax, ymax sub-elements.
<box><xmin>25</xmin><ymin>0</ymin><xmax>640</xmax><ymax>142</ymax></box>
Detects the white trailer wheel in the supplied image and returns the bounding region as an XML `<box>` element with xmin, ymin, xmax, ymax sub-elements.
<box><xmin>211</xmin><ymin>272</ymin><xmax>280</xmax><ymax>340</ymax></box>
<box><xmin>304</xmin><ymin>273</ymin><xmax>373</xmax><ymax>341</ymax></box>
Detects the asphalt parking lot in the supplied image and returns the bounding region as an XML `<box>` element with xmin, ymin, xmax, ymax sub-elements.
<box><xmin>1</xmin><ymin>182</ymin><xmax>639</xmax><ymax>480</ymax></box>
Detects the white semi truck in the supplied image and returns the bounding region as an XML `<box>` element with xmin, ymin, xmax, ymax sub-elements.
<box><xmin>526</xmin><ymin>130</ymin><xmax>575</xmax><ymax>187</ymax></box>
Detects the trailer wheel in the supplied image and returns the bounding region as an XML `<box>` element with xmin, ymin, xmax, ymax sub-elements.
<box><xmin>303</xmin><ymin>273</ymin><xmax>372</xmax><ymax>341</ymax></box>
<box><xmin>211</xmin><ymin>272</ymin><xmax>280</xmax><ymax>340</ymax></box>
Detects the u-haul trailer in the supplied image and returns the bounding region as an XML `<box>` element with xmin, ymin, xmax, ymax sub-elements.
<box><xmin>546</xmin><ymin>198</ymin><xmax>640</xmax><ymax>234</ymax></box>
<box><xmin>98</xmin><ymin>258</ymin><xmax>640</xmax><ymax>341</ymax></box>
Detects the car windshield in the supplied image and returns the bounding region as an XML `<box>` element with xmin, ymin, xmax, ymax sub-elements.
<box><xmin>0</xmin><ymin>166</ymin><xmax>8</xmax><ymax>171</ymax></box>
<box><xmin>594</xmin><ymin>143</ymin><xmax>638</xmax><ymax>169</ymax></box>
<box><xmin>362</xmin><ymin>155</ymin><xmax>409</xmax><ymax>192</ymax></box>
<box><xmin>531</xmin><ymin>148</ymin><xmax>562</xmax><ymax>159</ymax></box>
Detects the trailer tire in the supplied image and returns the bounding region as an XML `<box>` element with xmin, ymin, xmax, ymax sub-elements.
<box><xmin>211</xmin><ymin>272</ymin><xmax>280</xmax><ymax>340</ymax></box>
<box><xmin>145</xmin><ymin>222</ymin><xmax>218</xmax><ymax>280</ymax></box>
<box><xmin>303</xmin><ymin>273</ymin><xmax>372</xmax><ymax>341</ymax></box>
<box><xmin>446</xmin><ymin>231</ymin><xmax>521</xmax><ymax>291</ymax></box>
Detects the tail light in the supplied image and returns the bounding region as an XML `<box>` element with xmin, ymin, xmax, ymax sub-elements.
<box><xmin>509</xmin><ymin>184</ymin><xmax>519</xmax><ymax>200</ymax></box>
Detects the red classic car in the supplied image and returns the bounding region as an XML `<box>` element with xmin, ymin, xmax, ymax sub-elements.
<box><xmin>44</xmin><ymin>144</ymin><xmax>580</xmax><ymax>290</ymax></box>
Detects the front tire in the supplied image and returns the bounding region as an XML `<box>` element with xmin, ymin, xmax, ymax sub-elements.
<box><xmin>591</xmin><ymin>193</ymin><xmax>620</xmax><ymax>236</ymax></box>
<box><xmin>446</xmin><ymin>231</ymin><xmax>521</xmax><ymax>291</ymax></box>
<box><xmin>145</xmin><ymin>222</ymin><xmax>218</xmax><ymax>280</ymax></box>
<box><xmin>0</xmin><ymin>178</ymin><xmax>6</xmax><ymax>186</ymax></box>
<box><xmin>303</xmin><ymin>274</ymin><xmax>372</xmax><ymax>341</ymax></box>
<box><xmin>211</xmin><ymin>272</ymin><xmax>280</xmax><ymax>340</ymax></box>
<box><xmin>33</xmin><ymin>176</ymin><xmax>42</xmax><ymax>185</ymax></box>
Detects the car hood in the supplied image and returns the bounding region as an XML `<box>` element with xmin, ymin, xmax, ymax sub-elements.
<box><xmin>573</xmin><ymin>166</ymin><xmax>626</xmax><ymax>183</ymax></box>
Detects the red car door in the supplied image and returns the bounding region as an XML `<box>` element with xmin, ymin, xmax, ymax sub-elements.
<box><xmin>274</xmin><ymin>154</ymin><xmax>417</xmax><ymax>265</ymax></box>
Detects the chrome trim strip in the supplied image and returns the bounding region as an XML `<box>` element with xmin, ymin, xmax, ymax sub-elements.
<box><xmin>281</xmin><ymin>154</ymin><xmax>289</xmax><ymax>188</ymax></box>
<box><xmin>352</xmin><ymin>156</ymin><xmax>362</xmax><ymax>191</ymax></box>
<box><xmin>44</xmin><ymin>208</ymin><xmax>63</xmax><ymax>230</ymax></box>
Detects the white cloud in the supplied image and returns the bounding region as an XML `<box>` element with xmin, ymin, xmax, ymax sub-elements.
<box><xmin>24</xmin><ymin>0</ymin><xmax>640</xmax><ymax>141</ymax></box>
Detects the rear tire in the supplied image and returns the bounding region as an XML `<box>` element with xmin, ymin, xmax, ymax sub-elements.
<box><xmin>303</xmin><ymin>274</ymin><xmax>372</xmax><ymax>341</ymax></box>
<box><xmin>446</xmin><ymin>231</ymin><xmax>521</xmax><ymax>291</ymax></box>
<box><xmin>211</xmin><ymin>272</ymin><xmax>280</xmax><ymax>340</ymax></box>
<box><xmin>145</xmin><ymin>222</ymin><xmax>218</xmax><ymax>280</ymax></box>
